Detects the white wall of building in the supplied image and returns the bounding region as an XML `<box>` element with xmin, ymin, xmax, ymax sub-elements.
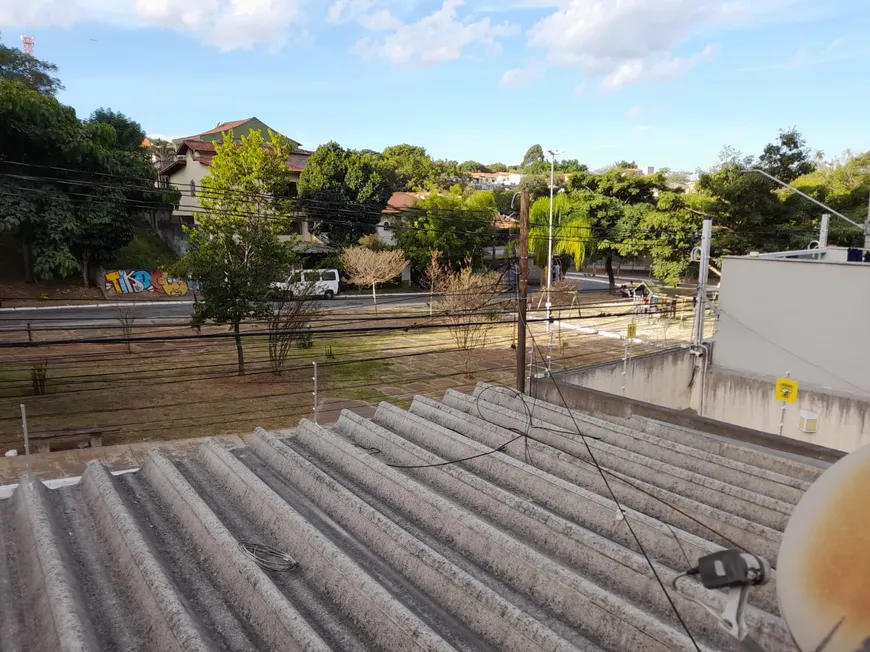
<box><xmin>716</xmin><ymin>256</ymin><xmax>870</xmax><ymax>395</ymax></box>
<box><xmin>169</xmin><ymin>152</ymin><xmax>204</xmax><ymax>218</ymax></box>
<box><xmin>558</xmin><ymin>347</ymin><xmax>870</xmax><ymax>452</ymax></box>
<box><xmin>377</xmin><ymin>218</ymin><xmax>397</xmax><ymax>246</ymax></box>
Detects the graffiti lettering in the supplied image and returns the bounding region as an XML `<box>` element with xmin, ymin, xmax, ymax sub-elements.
<box><xmin>104</xmin><ymin>270</ymin><xmax>199</xmax><ymax>297</ymax></box>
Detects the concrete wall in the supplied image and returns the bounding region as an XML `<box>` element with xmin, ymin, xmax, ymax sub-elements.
<box><xmin>717</xmin><ymin>256</ymin><xmax>870</xmax><ymax>395</ymax></box>
<box><xmin>702</xmin><ymin>367</ymin><xmax>870</xmax><ymax>453</ymax></box>
<box><xmin>534</xmin><ymin>376</ymin><xmax>845</xmax><ymax>464</ymax></box>
<box><xmin>557</xmin><ymin>348</ymin><xmax>695</xmax><ymax>410</ymax></box>
<box><xmin>555</xmin><ymin>347</ymin><xmax>870</xmax><ymax>453</ymax></box>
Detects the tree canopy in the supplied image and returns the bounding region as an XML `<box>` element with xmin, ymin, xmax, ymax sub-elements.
<box><xmin>172</xmin><ymin>129</ymin><xmax>300</xmax><ymax>375</ymax></box>
<box><xmin>0</xmin><ymin>80</ymin><xmax>176</xmax><ymax>282</ymax></box>
<box><xmin>0</xmin><ymin>33</ymin><xmax>62</xmax><ymax>95</ymax></box>
<box><xmin>381</xmin><ymin>144</ymin><xmax>434</xmax><ymax>191</ymax></box>
<box><xmin>522</xmin><ymin>144</ymin><xmax>544</xmax><ymax>167</ymax></box>
<box><xmin>298</xmin><ymin>141</ymin><xmax>393</xmax><ymax>246</ymax></box>
<box><xmin>394</xmin><ymin>188</ymin><xmax>496</xmax><ymax>274</ymax></box>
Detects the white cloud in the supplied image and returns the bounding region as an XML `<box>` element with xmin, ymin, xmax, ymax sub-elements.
<box><xmin>358</xmin><ymin>9</ymin><xmax>403</xmax><ymax>31</ymax></box>
<box><xmin>326</xmin><ymin>0</ymin><xmax>373</xmax><ymax>23</ymax></box>
<box><xmin>526</xmin><ymin>0</ymin><xmax>722</xmax><ymax>90</ymax></box>
<box><xmin>626</xmin><ymin>105</ymin><xmax>642</xmax><ymax>119</ymax></box>
<box><xmin>1</xmin><ymin>0</ymin><xmax>305</xmax><ymax>51</ymax></box>
<box><xmin>353</xmin><ymin>0</ymin><xmax>519</xmax><ymax>66</ymax></box>
<box><xmin>739</xmin><ymin>38</ymin><xmax>870</xmax><ymax>71</ymax></box>
<box><xmin>499</xmin><ymin>62</ymin><xmax>543</xmax><ymax>89</ymax></box>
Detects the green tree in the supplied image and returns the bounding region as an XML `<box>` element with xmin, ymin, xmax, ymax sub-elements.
<box><xmin>759</xmin><ymin>127</ymin><xmax>816</xmax><ymax>183</ymax></box>
<box><xmin>459</xmin><ymin>160</ymin><xmax>490</xmax><ymax>173</ymax></box>
<box><xmin>0</xmin><ymin>33</ymin><xmax>62</xmax><ymax>95</ymax></box>
<box><xmin>172</xmin><ymin>129</ymin><xmax>299</xmax><ymax>376</ymax></box>
<box><xmin>633</xmin><ymin>192</ymin><xmax>703</xmax><ymax>286</ymax></box>
<box><xmin>298</xmin><ymin>141</ymin><xmax>393</xmax><ymax>246</ymax></box>
<box><xmin>522</xmin><ymin>144</ymin><xmax>544</xmax><ymax>167</ymax></box>
<box><xmin>395</xmin><ymin>189</ymin><xmax>495</xmax><ymax>274</ymax></box>
<box><xmin>0</xmin><ymin>81</ymin><xmax>175</xmax><ymax>282</ymax></box>
<box><xmin>381</xmin><ymin>144</ymin><xmax>434</xmax><ymax>191</ymax></box>
<box><xmin>526</xmin><ymin>193</ymin><xmax>591</xmax><ymax>277</ymax></box>
<box><xmin>427</xmin><ymin>159</ymin><xmax>462</xmax><ymax>191</ymax></box>
<box><xmin>698</xmin><ymin>153</ymin><xmax>804</xmax><ymax>258</ymax></box>
<box><xmin>569</xmin><ymin>166</ymin><xmax>670</xmax><ymax>290</ymax></box>
<box><xmin>149</xmin><ymin>138</ymin><xmax>177</xmax><ymax>169</ymax></box>
<box><xmin>790</xmin><ymin>150</ymin><xmax>870</xmax><ymax>247</ymax></box>
<box><xmin>516</xmin><ymin>174</ymin><xmax>550</xmax><ymax>201</ymax></box>
<box><xmin>489</xmin><ymin>162</ymin><xmax>508</xmax><ymax>173</ymax></box>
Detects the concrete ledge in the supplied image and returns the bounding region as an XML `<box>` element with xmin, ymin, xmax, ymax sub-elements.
<box><xmin>534</xmin><ymin>378</ymin><xmax>845</xmax><ymax>465</ymax></box>
<box><xmin>249</xmin><ymin>429</ymin><xmax>578</xmax><ymax>652</ymax></box>
<box><xmin>141</xmin><ymin>447</ymin><xmax>329</xmax><ymax>652</ymax></box>
<box><xmin>310</xmin><ymin>414</ymin><xmax>700</xmax><ymax>652</ymax></box>
<box><xmin>196</xmin><ymin>437</ymin><xmax>452</xmax><ymax>652</ymax></box>
<box><xmin>10</xmin><ymin>476</ymin><xmax>96</xmax><ymax>652</ymax></box>
<box><xmin>80</xmin><ymin>461</ymin><xmax>210</xmax><ymax>652</ymax></box>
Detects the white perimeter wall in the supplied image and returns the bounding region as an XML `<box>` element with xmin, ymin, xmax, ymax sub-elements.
<box><xmin>716</xmin><ymin>256</ymin><xmax>870</xmax><ymax>395</ymax></box>
<box><xmin>559</xmin><ymin>347</ymin><xmax>870</xmax><ymax>452</ymax></box>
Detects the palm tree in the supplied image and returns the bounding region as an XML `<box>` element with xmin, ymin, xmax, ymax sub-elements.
<box><xmin>527</xmin><ymin>193</ymin><xmax>591</xmax><ymax>278</ymax></box>
<box><xmin>149</xmin><ymin>138</ymin><xmax>177</xmax><ymax>169</ymax></box>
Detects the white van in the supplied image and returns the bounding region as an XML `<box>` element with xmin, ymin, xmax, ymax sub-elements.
<box><xmin>275</xmin><ymin>269</ymin><xmax>340</xmax><ymax>299</ymax></box>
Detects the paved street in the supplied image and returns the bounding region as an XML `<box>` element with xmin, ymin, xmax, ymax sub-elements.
<box><xmin>0</xmin><ymin>276</ymin><xmax>617</xmax><ymax>331</ymax></box>
<box><xmin>0</xmin><ymin>293</ymin><xmax>431</xmax><ymax>330</ymax></box>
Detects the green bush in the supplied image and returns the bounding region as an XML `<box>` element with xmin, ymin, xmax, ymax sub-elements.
<box><xmin>109</xmin><ymin>228</ymin><xmax>178</xmax><ymax>269</ymax></box>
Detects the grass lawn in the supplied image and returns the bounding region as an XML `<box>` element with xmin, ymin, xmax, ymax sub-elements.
<box><xmin>0</xmin><ymin>303</ymin><xmax>691</xmax><ymax>450</ymax></box>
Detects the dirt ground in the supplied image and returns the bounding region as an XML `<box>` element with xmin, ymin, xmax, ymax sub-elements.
<box><xmin>0</xmin><ymin>299</ymin><xmax>707</xmax><ymax>465</ymax></box>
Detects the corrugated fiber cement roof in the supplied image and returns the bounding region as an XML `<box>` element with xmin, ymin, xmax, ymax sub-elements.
<box><xmin>0</xmin><ymin>384</ymin><xmax>821</xmax><ymax>652</ymax></box>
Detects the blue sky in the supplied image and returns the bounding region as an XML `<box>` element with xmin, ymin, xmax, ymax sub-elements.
<box><xmin>2</xmin><ymin>0</ymin><xmax>868</xmax><ymax>172</ymax></box>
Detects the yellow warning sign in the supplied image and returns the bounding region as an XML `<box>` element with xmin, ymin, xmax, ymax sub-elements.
<box><xmin>775</xmin><ymin>378</ymin><xmax>799</xmax><ymax>403</ymax></box>
<box><xmin>627</xmin><ymin>323</ymin><xmax>637</xmax><ymax>339</ymax></box>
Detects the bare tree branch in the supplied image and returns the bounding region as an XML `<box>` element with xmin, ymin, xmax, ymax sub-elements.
<box><xmin>340</xmin><ymin>246</ymin><xmax>408</xmax><ymax>314</ymax></box>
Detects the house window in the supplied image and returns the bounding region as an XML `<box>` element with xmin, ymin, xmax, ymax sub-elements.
<box><xmin>189</xmin><ymin>180</ymin><xmax>196</xmax><ymax>197</ymax></box>
<box><xmin>288</xmin><ymin>182</ymin><xmax>298</xmax><ymax>198</ymax></box>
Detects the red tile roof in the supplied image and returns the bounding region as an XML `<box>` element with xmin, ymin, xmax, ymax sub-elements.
<box><xmin>382</xmin><ymin>191</ymin><xmax>428</xmax><ymax>215</ymax></box>
<box><xmin>161</xmin><ymin>145</ymin><xmax>308</xmax><ymax>176</ymax></box>
<box><xmin>157</xmin><ymin>158</ymin><xmax>186</xmax><ymax>176</ymax></box>
<box><xmin>198</xmin><ymin>118</ymin><xmax>254</xmax><ymax>137</ymax></box>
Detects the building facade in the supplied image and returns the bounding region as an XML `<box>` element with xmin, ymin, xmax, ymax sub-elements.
<box><xmin>156</xmin><ymin>118</ymin><xmax>317</xmax><ymax>250</ymax></box>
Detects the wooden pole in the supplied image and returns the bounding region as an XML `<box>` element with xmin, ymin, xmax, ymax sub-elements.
<box><xmin>516</xmin><ymin>191</ymin><xmax>530</xmax><ymax>393</ymax></box>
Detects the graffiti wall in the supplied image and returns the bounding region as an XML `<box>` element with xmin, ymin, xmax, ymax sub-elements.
<box><xmin>104</xmin><ymin>270</ymin><xmax>200</xmax><ymax>297</ymax></box>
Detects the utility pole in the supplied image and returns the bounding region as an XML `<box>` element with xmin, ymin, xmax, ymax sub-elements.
<box><xmin>20</xmin><ymin>404</ymin><xmax>30</xmax><ymax>469</ymax></box>
<box><xmin>692</xmin><ymin>218</ymin><xmax>713</xmax><ymax>347</ymax></box>
<box><xmin>819</xmin><ymin>214</ymin><xmax>830</xmax><ymax>249</ymax></box>
<box><xmin>516</xmin><ymin>191</ymin><xmax>530</xmax><ymax>393</ymax></box>
<box><xmin>545</xmin><ymin>149</ymin><xmax>560</xmax><ymax>377</ymax></box>
<box><xmin>865</xmin><ymin>193</ymin><xmax>870</xmax><ymax>250</ymax></box>
<box><xmin>312</xmin><ymin>362</ymin><xmax>318</xmax><ymax>424</ymax></box>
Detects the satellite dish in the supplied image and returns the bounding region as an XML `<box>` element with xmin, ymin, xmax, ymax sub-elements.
<box><xmin>777</xmin><ymin>442</ymin><xmax>870</xmax><ymax>651</ymax></box>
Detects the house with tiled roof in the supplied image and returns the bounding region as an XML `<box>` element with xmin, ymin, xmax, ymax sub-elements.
<box><xmin>377</xmin><ymin>191</ymin><xmax>428</xmax><ymax>247</ymax></box>
<box><xmin>156</xmin><ymin>118</ymin><xmax>316</xmax><ymax>252</ymax></box>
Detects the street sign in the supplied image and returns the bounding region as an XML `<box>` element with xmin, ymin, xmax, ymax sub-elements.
<box><xmin>775</xmin><ymin>378</ymin><xmax>799</xmax><ymax>403</ymax></box>
<box><xmin>627</xmin><ymin>323</ymin><xmax>637</xmax><ymax>339</ymax></box>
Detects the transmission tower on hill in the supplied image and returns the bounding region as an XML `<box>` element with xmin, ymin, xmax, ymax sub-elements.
<box><xmin>20</xmin><ymin>35</ymin><xmax>35</xmax><ymax>56</ymax></box>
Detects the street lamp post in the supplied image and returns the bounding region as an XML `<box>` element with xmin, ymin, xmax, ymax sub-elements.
<box><xmin>545</xmin><ymin>149</ymin><xmax>560</xmax><ymax>377</ymax></box>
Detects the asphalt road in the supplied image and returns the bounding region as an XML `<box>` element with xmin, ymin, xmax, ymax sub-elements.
<box><xmin>0</xmin><ymin>293</ymin><xmax>432</xmax><ymax>330</ymax></box>
<box><xmin>0</xmin><ymin>276</ymin><xmax>617</xmax><ymax>331</ymax></box>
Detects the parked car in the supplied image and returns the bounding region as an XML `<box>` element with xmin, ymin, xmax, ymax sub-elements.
<box><xmin>274</xmin><ymin>269</ymin><xmax>340</xmax><ymax>299</ymax></box>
